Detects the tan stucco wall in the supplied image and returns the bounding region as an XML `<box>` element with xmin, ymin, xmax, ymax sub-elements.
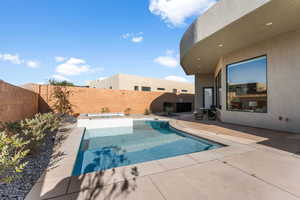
<box><xmin>88</xmin><ymin>74</ymin><xmax>120</xmax><ymax>90</ymax></box>
<box><xmin>88</xmin><ymin>74</ymin><xmax>195</xmax><ymax>94</ymax></box>
<box><xmin>217</xmin><ymin>29</ymin><xmax>300</xmax><ymax>133</ymax></box>
<box><xmin>180</xmin><ymin>0</ymin><xmax>300</xmax><ymax>75</ymax></box>
<box><xmin>180</xmin><ymin>0</ymin><xmax>270</xmax><ymax>59</ymax></box>
<box><xmin>0</xmin><ymin>81</ymin><xmax>38</xmax><ymax>122</ymax></box>
<box><xmin>30</xmin><ymin>85</ymin><xmax>194</xmax><ymax>115</ymax></box>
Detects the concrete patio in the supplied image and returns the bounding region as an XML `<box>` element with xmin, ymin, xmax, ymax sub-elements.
<box><xmin>25</xmin><ymin>116</ymin><xmax>300</xmax><ymax>200</ymax></box>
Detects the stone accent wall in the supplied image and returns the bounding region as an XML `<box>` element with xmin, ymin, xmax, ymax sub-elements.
<box><xmin>0</xmin><ymin>80</ymin><xmax>38</xmax><ymax>122</ymax></box>
<box><xmin>30</xmin><ymin>84</ymin><xmax>194</xmax><ymax>115</ymax></box>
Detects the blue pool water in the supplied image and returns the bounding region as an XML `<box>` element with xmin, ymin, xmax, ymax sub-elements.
<box><xmin>72</xmin><ymin>120</ymin><xmax>223</xmax><ymax>175</ymax></box>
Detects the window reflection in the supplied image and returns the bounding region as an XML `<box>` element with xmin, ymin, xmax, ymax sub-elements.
<box><xmin>227</xmin><ymin>56</ymin><xmax>267</xmax><ymax>113</ymax></box>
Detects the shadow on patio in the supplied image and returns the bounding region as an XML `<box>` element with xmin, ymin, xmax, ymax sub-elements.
<box><xmin>168</xmin><ymin>113</ymin><xmax>300</xmax><ymax>155</ymax></box>
<box><xmin>41</xmin><ymin>166</ymin><xmax>139</xmax><ymax>200</ymax></box>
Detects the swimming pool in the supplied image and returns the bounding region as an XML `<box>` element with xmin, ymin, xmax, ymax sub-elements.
<box><xmin>72</xmin><ymin>120</ymin><xmax>223</xmax><ymax>175</ymax></box>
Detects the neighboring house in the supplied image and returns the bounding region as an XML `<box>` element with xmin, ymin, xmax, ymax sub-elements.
<box><xmin>180</xmin><ymin>0</ymin><xmax>300</xmax><ymax>133</ymax></box>
<box><xmin>87</xmin><ymin>74</ymin><xmax>195</xmax><ymax>94</ymax></box>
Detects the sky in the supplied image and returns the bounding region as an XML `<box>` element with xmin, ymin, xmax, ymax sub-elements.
<box><xmin>228</xmin><ymin>56</ymin><xmax>267</xmax><ymax>84</ymax></box>
<box><xmin>0</xmin><ymin>0</ymin><xmax>217</xmax><ymax>86</ymax></box>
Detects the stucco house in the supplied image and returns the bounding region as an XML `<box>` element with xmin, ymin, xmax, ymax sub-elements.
<box><xmin>180</xmin><ymin>0</ymin><xmax>300</xmax><ymax>133</ymax></box>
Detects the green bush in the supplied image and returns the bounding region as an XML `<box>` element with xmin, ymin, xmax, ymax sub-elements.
<box><xmin>0</xmin><ymin>113</ymin><xmax>60</xmax><ymax>183</ymax></box>
<box><xmin>124</xmin><ymin>108</ymin><xmax>131</xmax><ymax>116</ymax></box>
<box><xmin>20</xmin><ymin>113</ymin><xmax>60</xmax><ymax>152</ymax></box>
<box><xmin>165</xmin><ymin>106</ymin><xmax>174</xmax><ymax>116</ymax></box>
<box><xmin>48</xmin><ymin>79</ymin><xmax>75</xmax><ymax>86</ymax></box>
<box><xmin>101</xmin><ymin>107</ymin><xmax>110</xmax><ymax>113</ymax></box>
<box><xmin>0</xmin><ymin>131</ymin><xmax>30</xmax><ymax>183</ymax></box>
<box><xmin>144</xmin><ymin>109</ymin><xmax>151</xmax><ymax>115</ymax></box>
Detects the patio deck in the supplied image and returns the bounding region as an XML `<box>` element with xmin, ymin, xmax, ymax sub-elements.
<box><xmin>25</xmin><ymin>116</ymin><xmax>300</xmax><ymax>200</ymax></box>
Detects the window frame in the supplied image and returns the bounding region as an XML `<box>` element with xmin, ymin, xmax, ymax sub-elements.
<box><xmin>226</xmin><ymin>55</ymin><xmax>268</xmax><ymax>113</ymax></box>
<box><xmin>215</xmin><ymin>70</ymin><xmax>222</xmax><ymax>109</ymax></box>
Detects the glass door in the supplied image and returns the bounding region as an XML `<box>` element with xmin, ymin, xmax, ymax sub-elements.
<box><xmin>203</xmin><ymin>87</ymin><xmax>214</xmax><ymax>109</ymax></box>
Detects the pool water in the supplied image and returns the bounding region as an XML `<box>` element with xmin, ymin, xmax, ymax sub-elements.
<box><xmin>72</xmin><ymin>120</ymin><xmax>223</xmax><ymax>175</ymax></box>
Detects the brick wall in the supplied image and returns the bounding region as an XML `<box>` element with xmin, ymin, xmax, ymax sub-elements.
<box><xmin>0</xmin><ymin>81</ymin><xmax>38</xmax><ymax>122</ymax></box>
<box><xmin>30</xmin><ymin>84</ymin><xmax>194</xmax><ymax>114</ymax></box>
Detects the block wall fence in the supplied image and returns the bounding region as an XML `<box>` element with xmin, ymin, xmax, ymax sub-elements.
<box><xmin>29</xmin><ymin>84</ymin><xmax>194</xmax><ymax>115</ymax></box>
<box><xmin>0</xmin><ymin>80</ymin><xmax>39</xmax><ymax>122</ymax></box>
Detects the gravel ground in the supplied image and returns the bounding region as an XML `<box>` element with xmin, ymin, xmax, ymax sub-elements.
<box><xmin>0</xmin><ymin>132</ymin><xmax>57</xmax><ymax>200</ymax></box>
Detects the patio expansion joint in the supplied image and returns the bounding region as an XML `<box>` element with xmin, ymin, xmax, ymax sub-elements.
<box><xmin>148</xmin><ymin>176</ymin><xmax>168</xmax><ymax>200</ymax></box>
<box><xmin>219</xmin><ymin>159</ymin><xmax>300</xmax><ymax>199</ymax></box>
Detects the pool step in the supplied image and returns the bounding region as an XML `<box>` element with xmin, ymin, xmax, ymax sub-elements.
<box><xmin>83</xmin><ymin>133</ymin><xmax>182</xmax><ymax>152</ymax></box>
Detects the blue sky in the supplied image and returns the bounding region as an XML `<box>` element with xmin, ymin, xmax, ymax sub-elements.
<box><xmin>0</xmin><ymin>0</ymin><xmax>217</xmax><ymax>86</ymax></box>
<box><xmin>228</xmin><ymin>56</ymin><xmax>267</xmax><ymax>84</ymax></box>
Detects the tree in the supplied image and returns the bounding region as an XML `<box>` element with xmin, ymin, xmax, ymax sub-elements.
<box><xmin>51</xmin><ymin>86</ymin><xmax>73</xmax><ymax>115</ymax></box>
<box><xmin>48</xmin><ymin>79</ymin><xmax>74</xmax><ymax>86</ymax></box>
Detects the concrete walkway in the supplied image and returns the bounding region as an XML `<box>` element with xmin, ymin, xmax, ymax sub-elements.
<box><xmin>26</xmin><ymin>118</ymin><xmax>300</xmax><ymax>200</ymax></box>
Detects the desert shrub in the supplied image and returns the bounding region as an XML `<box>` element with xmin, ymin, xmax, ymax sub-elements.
<box><xmin>0</xmin><ymin>131</ymin><xmax>30</xmax><ymax>183</ymax></box>
<box><xmin>51</xmin><ymin>86</ymin><xmax>73</xmax><ymax>115</ymax></box>
<box><xmin>20</xmin><ymin>113</ymin><xmax>60</xmax><ymax>152</ymax></box>
<box><xmin>101</xmin><ymin>107</ymin><xmax>110</xmax><ymax>113</ymax></box>
<box><xmin>0</xmin><ymin>121</ymin><xmax>21</xmax><ymax>136</ymax></box>
<box><xmin>0</xmin><ymin>113</ymin><xmax>60</xmax><ymax>153</ymax></box>
<box><xmin>124</xmin><ymin>108</ymin><xmax>131</xmax><ymax>116</ymax></box>
<box><xmin>0</xmin><ymin>113</ymin><xmax>60</xmax><ymax>183</ymax></box>
<box><xmin>165</xmin><ymin>106</ymin><xmax>174</xmax><ymax>116</ymax></box>
<box><xmin>38</xmin><ymin>113</ymin><xmax>60</xmax><ymax>132</ymax></box>
<box><xmin>144</xmin><ymin>109</ymin><xmax>151</xmax><ymax>115</ymax></box>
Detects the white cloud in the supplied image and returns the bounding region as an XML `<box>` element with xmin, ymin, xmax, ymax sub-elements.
<box><xmin>132</xmin><ymin>36</ymin><xmax>144</xmax><ymax>43</ymax></box>
<box><xmin>165</xmin><ymin>49</ymin><xmax>174</xmax><ymax>55</ymax></box>
<box><xmin>56</xmin><ymin>63</ymin><xmax>90</xmax><ymax>76</ymax></box>
<box><xmin>122</xmin><ymin>33</ymin><xmax>131</xmax><ymax>39</ymax></box>
<box><xmin>52</xmin><ymin>74</ymin><xmax>71</xmax><ymax>81</ymax></box>
<box><xmin>66</xmin><ymin>57</ymin><xmax>86</xmax><ymax>65</ymax></box>
<box><xmin>164</xmin><ymin>75</ymin><xmax>189</xmax><ymax>82</ymax></box>
<box><xmin>0</xmin><ymin>53</ymin><xmax>40</xmax><ymax>68</ymax></box>
<box><xmin>154</xmin><ymin>50</ymin><xmax>179</xmax><ymax>68</ymax></box>
<box><xmin>98</xmin><ymin>77</ymin><xmax>107</xmax><ymax>80</ymax></box>
<box><xmin>122</xmin><ymin>32</ymin><xmax>144</xmax><ymax>43</ymax></box>
<box><xmin>26</xmin><ymin>60</ymin><xmax>39</xmax><ymax>68</ymax></box>
<box><xmin>0</xmin><ymin>53</ymin><xmax>24</xmax><ymax>64</ymax></box>
<box><xmin>55</xmin><ymin>56</ymin><xmax>67</xmax><ymax>62</ymax></box>
<box><xmin>149</xmin><ymin>0</ymin><xmax>217</xmax><ymax>27</ymax></box>
<box><xmin>55</xmin><ymin>57</ymin><xmax>103</xmax><ymax>76</ymax></box>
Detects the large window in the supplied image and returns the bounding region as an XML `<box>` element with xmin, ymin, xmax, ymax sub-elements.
<box><xmin>227</xmin><ymin>56</ymin><xmax>267</xmax><ymax>113</ymax></box>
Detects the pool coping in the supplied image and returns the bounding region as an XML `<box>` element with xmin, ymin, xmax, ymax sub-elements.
<box><xmin>25</xmin><ymin>118</ymin><xmax>257</xmax><ymax>200</ymax></box>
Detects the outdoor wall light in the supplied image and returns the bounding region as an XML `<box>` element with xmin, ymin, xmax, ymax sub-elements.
<box><xmin>265</xmin><ymin>22</ymin><xmax>273</xmax><ymax>26</ymax></box>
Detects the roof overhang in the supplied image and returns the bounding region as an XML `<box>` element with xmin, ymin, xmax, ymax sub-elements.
<box><xmin>180</xmin><ymin>0</ymin><xmax>300</xmax><ymax>75</ymax></box>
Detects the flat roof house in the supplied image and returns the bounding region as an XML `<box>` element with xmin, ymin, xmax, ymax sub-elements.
<box><xmin>180</xmin><ymin>0</ymin><xmax>300</xmax><ymax>133</ymax></box>
<box><xmin>87</xmin><ymin>74</ymin><xmax>195</xmax><ymax>94</ymax></box>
